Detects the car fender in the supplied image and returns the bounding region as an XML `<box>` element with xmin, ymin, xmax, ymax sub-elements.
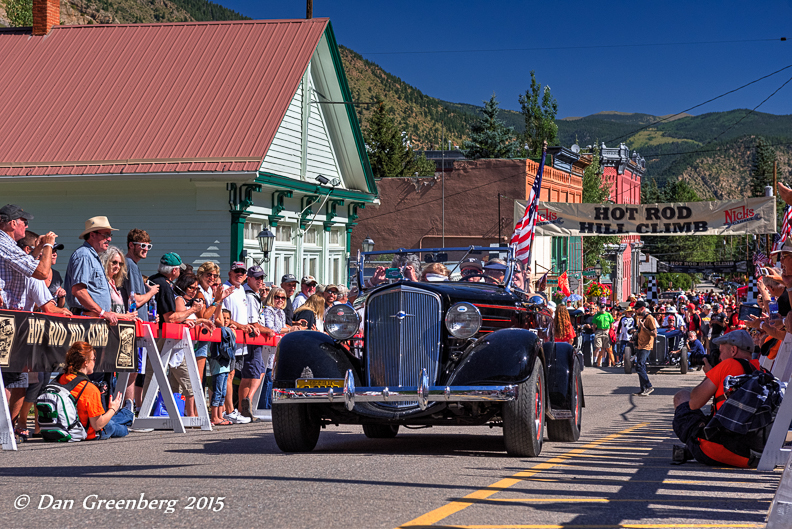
<box><xmin>545</xmin><ymin>342</ymin><xmax>583</xmax><ymax>411</ymax></box>
<box><xmin>445</xmin><ymin>328</ymin><xmax>542</xmax><ymax>386</ymax></box>
<box><xmin>273</xmin><ymin>331</ymin><xmax>359</xmax><ymax>385</ymax></box>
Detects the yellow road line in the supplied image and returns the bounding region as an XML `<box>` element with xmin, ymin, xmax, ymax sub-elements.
<box><xmin>509</xmin><ymin>477</ymin><xmax>774</xmax><ymax>485</ymax></box>
<box><xmin>486</xmin><ymin>498</ymin><xmax>769</xmax><ymax>503</ymax></box>
<box><xmin>439</xmin><ymin>525</ymin><xmax>763</xmax><ymax>528</ymax></box>
<box><xmin>397</xmin><ymin>423</ymin><xmax>649</xmax><ymax>528</ymax></box>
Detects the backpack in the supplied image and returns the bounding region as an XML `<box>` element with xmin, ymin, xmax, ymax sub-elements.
<box><xmin>210</xmin><ymin>326</ymin><xmax>236</xmax><ymax>366</ymax></box>
<box><xmin>36</xmin><ymin>375</ymin><xmax>90</xmax><ymax>443</ymax></box>
<box><xmin>701</xmin><ymin>359</ymin><xmax>786</xmax><ymax>460</ymax></box>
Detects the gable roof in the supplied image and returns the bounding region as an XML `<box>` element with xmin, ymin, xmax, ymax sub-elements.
<box><xmin>0</xmin><ymin>19</ymin><xmax>330</xmax><ymax>177</ymax></box>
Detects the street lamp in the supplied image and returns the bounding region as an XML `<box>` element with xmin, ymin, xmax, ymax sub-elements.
<box><xmin>256</xmin><ymin>228</ymin><xmax>275</xmax><ymax>262</ymax></box>
<box><xmin>594</xmin><ymin>261</ymin><xmax>602</xmax><ymax>281</ymax></box>
<box><xmin>362</xmin><ymin>235</ymin><xmax>375</xmax><ymax>253</ymax></box>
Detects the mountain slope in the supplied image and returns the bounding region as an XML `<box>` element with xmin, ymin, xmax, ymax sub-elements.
<box><xmin>4</xmin><ymin>1</ymin><xmax>792</xmax><ymax>199</ymax></box>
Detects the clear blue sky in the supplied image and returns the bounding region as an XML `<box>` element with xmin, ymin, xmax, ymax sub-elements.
<box><xmin>222</xmin><ymin>0</ymin><xmax>791</xmax><ymax>119</ymax></box>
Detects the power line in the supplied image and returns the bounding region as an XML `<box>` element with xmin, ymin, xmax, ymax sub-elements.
<box><xmin>604</xmin><ymin>62</ymin><xmax>792</xmax><ymax>144</ymax></box>
<box><xmin>361</xmin><ymin>37</ymin><xmax>786</xmax><ymax>56</ymax></box>
<box><xmin>636</xmin><ymin>72</ymin><xmax>792</xmax><ymax>160</ymax></box>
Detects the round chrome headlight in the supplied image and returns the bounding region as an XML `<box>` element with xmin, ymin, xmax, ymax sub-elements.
<box><xmin>445</xmin><ymin>302</ymin><xmax>482</xmax><ymax>339</ymax></box>
<box><xmin>325</xmin><ymin>304</ymin><xmax>360</xmax><ymax>341</ymax></box>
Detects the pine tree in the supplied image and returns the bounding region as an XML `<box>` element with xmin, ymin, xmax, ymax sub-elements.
<box><xmin>463</xmin><ymin>94</ymin><xmax>520</xmax><ymax>160</ymax></box>
<box><xmin>751</xmin><ymin>137</ymin><xmax>777</xmax><ymax>197</ymax></box>
<box><xmin>363</xmin><ymin>99</ymin><xmax>435</xmax><ymax>178</ymax></box>
<box><xmin>641</xmin><ymin>177</ymin><xmax>661</xmax><ymax>204</ymax></box>
<box><xmin>519</xmin><ymin>71</ymin><xmax>559</xmax><ymax>157</ymax></box>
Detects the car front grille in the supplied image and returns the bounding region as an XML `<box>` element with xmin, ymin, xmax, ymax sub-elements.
<box><xmin>365</xmin><ymin>286</ymin><xmax>442</xmax><ymax>400</ymax></box>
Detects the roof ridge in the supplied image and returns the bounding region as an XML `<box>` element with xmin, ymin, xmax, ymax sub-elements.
<box><xmin>51</xmin><ymin>18</ymin><xmax>329</xmax><ymax>30</ymax></box>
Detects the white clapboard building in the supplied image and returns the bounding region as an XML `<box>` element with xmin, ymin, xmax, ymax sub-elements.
<box><xmin>0</xmin><ymin>8</ymin><xmax>377</xmax><ymax>284</ymax></box>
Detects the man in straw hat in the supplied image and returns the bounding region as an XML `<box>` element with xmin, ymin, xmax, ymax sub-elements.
<box><xmin>65</xmin><ymin>216</ymin><xmax>119</xmax><ymax>324</ymax></box>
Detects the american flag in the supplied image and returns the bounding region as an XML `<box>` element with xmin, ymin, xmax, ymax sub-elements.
<box><xmin>511</xmin><ymin>145</ymin><xmax>547</xmax><ymax>265</ymax></box>
<box><xmin>753</xmin><ymin>251</ymin><xmax>769</xmax><ymax>266</ymax></box>
<box><xmin>773</xmin><ymin>205</ymin><xmax>792</xmax><ymax>252</ymax></box>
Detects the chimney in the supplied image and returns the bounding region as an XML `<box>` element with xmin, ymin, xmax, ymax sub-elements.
<box><xmin>32</xmin><ymin>0</ymin><xmax>60</xmax><ymax>36</ymax></box>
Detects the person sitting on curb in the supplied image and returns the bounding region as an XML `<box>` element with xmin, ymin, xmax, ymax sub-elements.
<box><xmin>59</xmin><ymin>341</ymin><xmax>136</xmax><ymax>440</ymax></box>
<box><xmin>672</xmin><ymin>330</ymin><xmax>762</xmax><ymax>468</ymax></box>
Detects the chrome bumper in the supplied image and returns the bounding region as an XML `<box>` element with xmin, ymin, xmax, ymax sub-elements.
<box><xmin>272</xmin><ymin>369</ymin><xmax>518</xmax><ymax>411</ymax></box>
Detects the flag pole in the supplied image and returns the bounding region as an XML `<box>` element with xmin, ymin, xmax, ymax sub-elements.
<box><xmin>525</xmin><ymin>141</ymin><xmax>548</xmax><ymax>268</ymax></box>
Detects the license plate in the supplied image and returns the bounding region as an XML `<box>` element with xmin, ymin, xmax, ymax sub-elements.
<box><xmin>295</xmin><ymin>378</ymin><xmax>344</xmax><ymax>388</ymax></box>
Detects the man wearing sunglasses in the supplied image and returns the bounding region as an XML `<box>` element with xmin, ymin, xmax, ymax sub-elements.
<box><xmin>239</xmin><ymin>265</ymin><xmax>276</xmax><ymax>419</ymax></box>
<box><xmin>65</xmin><ymin>216</ymin><xmax>118</xmax><ymax>323</ymax></box>
<box><xmin>121</xmin><ymin>228</ymin><xmax>160</xmax><ymax>323</ymax></box>
<box><xmin>221</xmin><ymin>261</ymin><xmax>260</xmax><ymax>424</ymax></box>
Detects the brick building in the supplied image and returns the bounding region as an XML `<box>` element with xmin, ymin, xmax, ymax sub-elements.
<box><xmin>599</xmin><ymin>143</ymin><xmax>646</xmax><ymax>301</ymax></box>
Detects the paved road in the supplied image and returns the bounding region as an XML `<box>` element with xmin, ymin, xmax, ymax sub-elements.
<box><xmin>0</xmin><ymin>366</ymin><xmax>782</xmax><ymax>529</ymax></box>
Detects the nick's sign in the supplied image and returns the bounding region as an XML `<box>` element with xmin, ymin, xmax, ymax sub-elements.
<box><xmin>515</xmin><ymin>197</ymin><xmax>775</xmax><ymax>238</ymax></box>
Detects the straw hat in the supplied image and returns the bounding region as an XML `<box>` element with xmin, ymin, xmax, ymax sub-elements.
<box><xmin>78</xmin><ymin>216</ymin><xmax>118</xmax><ymax>239</ymax></box>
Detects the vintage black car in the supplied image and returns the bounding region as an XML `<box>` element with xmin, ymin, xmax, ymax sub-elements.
<box><xmin>271</xmin><ymin>246</ymin><xmax>584</xmax><ymax>457</ymax></box>
<box><xmin>623</xmin><ymin>318</ymin><xmax>689</xmax><ymax>374</ymax></box>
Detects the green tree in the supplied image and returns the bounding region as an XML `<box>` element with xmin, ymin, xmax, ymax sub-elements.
<box><xmin>750</xmin><ymin>136</ymin><xmax>777</xmax><ymax>197</ymax></box>
<box><xmin>363</xmin><ymin>99</ymin><xmax>435</xmax><ymax>178</ymax></box>
<box><xmin>641</xmin><ymin>176</ymin><xmax>662</xmax><ymax>204</ymax></box>
<box><xmin>643</xmin><ymin>178</ymin><xmax>720</xmax><ymax>262</ymax></box>
<box><xmin>463</xmin><ymin>94</ymin><xmax>520</xmax><ymax>160</ymax></box>
<box><xmin>518</xmin><ymin>71</ymin><xmax>559</xmax><ymax>157</ymax></box>
<box><xmin>581</xmin><ymin>143</ymin><xmax>618</xmax><ymax>269</ymax></box>
<box><xmin>4</xmin><ymin>0</ymin><xmax>32</xmax><ymax>26</ymax></box>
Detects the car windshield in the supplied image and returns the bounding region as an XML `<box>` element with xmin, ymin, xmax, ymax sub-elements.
<box><xmin>353</xmin><ymin>246</ymin><xmax>528</xmax><ymax>292</ymax></box>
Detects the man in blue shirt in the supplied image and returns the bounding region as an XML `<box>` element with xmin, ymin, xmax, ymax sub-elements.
<box><xmin>120</xmin><ymin>228</ymin><xmax>159</xmax><ymax>322</ymax></box>
<box><xmin>65</xmin><ymin>216</ymin><xmax>118</xmax><ymax>324</ymax></box>
<box><xmin>687</xmin><ymin>330</ymin><xmax>707</xmax><ymax>369</ymax></box>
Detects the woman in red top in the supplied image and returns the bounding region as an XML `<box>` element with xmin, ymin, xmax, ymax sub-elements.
<box><xmin>554</xmin><ymin>305</ymin><xmax>576</xmax><ymax>344</ymax></box>
<box><xmin>59</xmin><ymin>341</ymin><xmax>135</xmax><ymax>440</ymax></box>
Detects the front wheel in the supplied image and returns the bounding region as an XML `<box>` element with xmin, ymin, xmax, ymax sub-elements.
<box><xmin>547</xmin><ymin>361</ymin><xmax>583</xmax><ymax>442</ymax></box>
<box><xmin>680</xmin><ymin>347</ymin><xmax>689</xmax><ymax>374</ymax></box>
<box><xmin>503</xmin><ymin>357</ymin><xmax>545</xmax><ymax>457</ymax></box>
<box><xmin>363</xmin><ymin>424</ymin><xmax>399</xmax><ymax>438</ymax></box>
<box><xmin>272</xmin><ymin>404</ymin><xmax>321</xmax><ymax>452</ymax></box>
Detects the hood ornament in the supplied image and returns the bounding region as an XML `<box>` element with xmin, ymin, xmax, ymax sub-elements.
<box><xmin>390</xmin><ymin>310</ymin><xmax>415</xmax><ymax>320</ymax></box>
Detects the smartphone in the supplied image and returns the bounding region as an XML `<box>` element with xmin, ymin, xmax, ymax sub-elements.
<box><xmin>760</xmin><ymin>267</ymin><xmax>770</xmax><ymax>276</ymax></box>
<box><xmin>738</xmin><ymin>303</ymin><xmax>762</xmax><ymax>321</ymax></box>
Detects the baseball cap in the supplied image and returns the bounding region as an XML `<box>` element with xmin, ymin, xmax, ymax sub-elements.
<box><xmin>712</xmin><ymin>330</ymin><xmax>754</xmax><ymax>352</ymax></box>
<box><xmin>160</xmin><ymin>252</ymin><xmax>187</xmax><ymax>270</ymax></box>
<box><xmin>281</xmin><ymin>274</ymin><xmax>297</xmax><ymax>284</ymax></box>
<box><xmin>667</xmin><ymin>306</ymin><xmax>677</xmax><ymax>313</ymax></box>
<box><xmin>703</xmin><ymin>304</ymin><xmax>712</xmax><ymax>310</ymax></box>
<box><xmin>483</xmin><ymin>261</ymin><xmax>507</xmax><ymax>271</ymax></box>
<box><xmin>460</xmin><ymin>257</ymin><xmax>483</xmax><ymax>271</ymax></box>
<box><xmin>231</xmin><ymin>261</ymin><xmax>246</xmax><ymax>271</ymax></box>
<box><xmin>633</xmin><ymin>300</ymin><xmax>647</xmax><ymax>309</ymax></box>
<box><xmin>301</xmin><ymin>275</ymin><xmax>317</xmax><ymax>285</ymax></box>
<box><xmin>325</xmin><ymin>284</ymin><xmax>339</xmax><ymax>293</ymax></box>
<box><xmin>247</xmin><ymin>265</ymin><xmax>265</xmax><ymax>279</ymax></box>
<box><xmin>0</xmin><ymin>204</ymin><xmax>33</xmax><ymax>222</ymax></box>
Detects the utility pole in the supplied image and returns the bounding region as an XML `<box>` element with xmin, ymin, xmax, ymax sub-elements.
<box><xmin>497</xmin><ymin>193</ymin><xmax>501</xmax><ymax>243</ymax></box>
<box><xmin>442</xmin><ymin>126</ymin><xmax>445</xmax><ymax>247</ymax></box>
<box><xmin>306</xmin><ymin>0</ymin><xmax>313</xmax><ymax>19</ymax></box>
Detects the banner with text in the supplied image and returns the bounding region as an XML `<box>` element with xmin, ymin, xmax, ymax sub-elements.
<box><xmin>660</xmin><ymin>260</ymin><xmax>749</xmax><ymax>274</ymax></box>
<box><xmin>514</xmin><ymin>197</ymin><xmax>776</xmax><ymax>237</ymax></box>
<box><xmin>0</xmin><ymin>310</ymin><xmax>136</xmax><ymax>373</ymax></box>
